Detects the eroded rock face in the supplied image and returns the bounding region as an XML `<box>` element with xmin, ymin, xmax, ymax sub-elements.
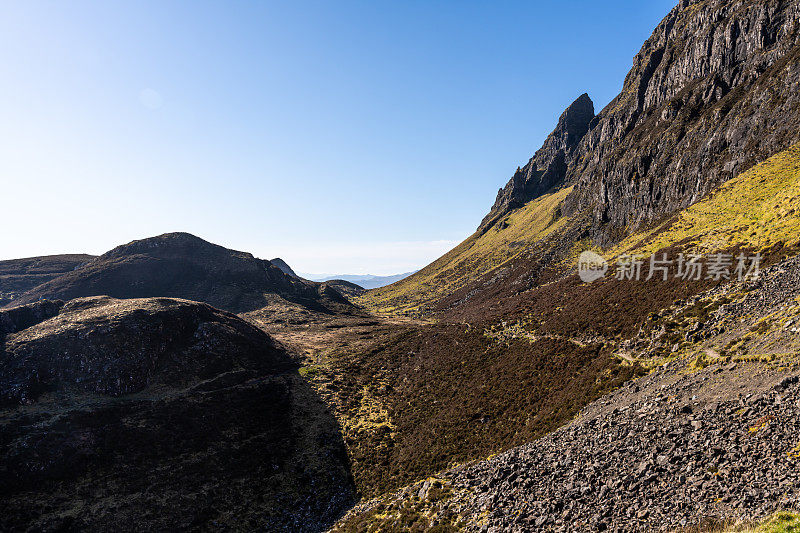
<box><xmin>0</xmin><ymin>297</ymin><xmax>355</xmax><ymax>531</ymax></box>
<box><xmin>481</xmin><ymin>0</ymin><xmax>800</xmax><ymax>243</ymax></box>
<box><xmin>480</xmin><ymin>93</ymin><xmax>595</xmax><ymax>232</ymax></box>
<box><xmin>566</xmin><ymin>0</ymin><xmax>800</xmax><ymax>241</ymax></box>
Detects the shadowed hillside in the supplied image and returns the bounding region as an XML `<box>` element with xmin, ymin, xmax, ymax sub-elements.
<box><xmin>8</xmin><ymin>233</ymin><xmax>353</xmax><ymax>314</ymax></box>
<box><xmin>0</xmin><ymin>296</ymin><xmax>355</xmax><ymax>531</ymax></box>
<box><xmin>0</xmin><ymin>254</ymin><xmax>95</xmax><ymax>307</ymax></box>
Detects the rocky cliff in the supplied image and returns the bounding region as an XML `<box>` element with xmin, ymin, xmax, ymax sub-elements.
<box><xmin>479</xmin><ymin>93</ymin><xmax>594</xmax><ymax>232</ymax></box>
<box><xmin>483</xmin><ymin>0</ymin><xmax>800</xmax><ymax>243</ymax></box>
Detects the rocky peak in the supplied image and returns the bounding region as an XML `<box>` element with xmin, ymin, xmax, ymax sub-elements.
<box><xmin>269</xmin><ymin>257</ymin><xmax>299</xmax><ymax>278</ymax></box>
<box><xmin>479</xmin><ymin>0</ymin><xmax>800</xmax><ymax>244</ymax></box>
<box><xmin>479</xmin><ymin>93</ymin><xmax>595</xmax><ymax>232</ymax></box>
<box><xmin>563</xmin><ymin>0</ymin><xmax>800</xmax><ymax>241</ymax></box>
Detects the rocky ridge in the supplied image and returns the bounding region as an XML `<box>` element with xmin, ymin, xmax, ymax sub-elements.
<box><xmin>270</xmin><ymin>257</ymin><xmax>300</xmax><ymax>278</ymax></box>
<box><xmin>479</xmin><ymin>93</ymin><xmax>594</xmax><ymax>232</ymax></box>
<box><xmin>8</xmin><ymin>233</ymin><xmax>352</xmax><ymax>314</ymax></box>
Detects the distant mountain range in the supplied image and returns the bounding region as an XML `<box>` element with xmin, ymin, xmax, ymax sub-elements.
<box><xmin>304</xmin><ymin>272</ymin><xmax>416</xmax><ymax>290</ymax></box>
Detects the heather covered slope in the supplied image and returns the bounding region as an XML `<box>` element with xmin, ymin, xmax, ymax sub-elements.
<box><xmin>334</xmin><ymin>221</ymin><xmax>800</xmax><ymax>531</ymax></box>
<box><xmin>0</xmin><ymin>254</ymin><xmax>95</xmax><ymax>307</ymax></box>
<box><xmin>8</xmin><ymin>233</ymin><xmax>352</xmax><ymax>314</ymax></box>
<box><xmin>0</xmin><ymin>296</ymin><xmax>355</xmax><ymax>531</ymax></box>
<box><xmin>363</xmin><ymin>0</ymin><xmax>800</xmax><ymax>318</ymax></box>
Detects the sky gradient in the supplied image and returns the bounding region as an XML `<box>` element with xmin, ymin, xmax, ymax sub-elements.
<box><xmin>1</xmin><ymin>0</ymin><xmax>676</xmax><ymax>275</ymax></box>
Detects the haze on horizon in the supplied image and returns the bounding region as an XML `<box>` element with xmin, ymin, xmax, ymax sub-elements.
<box><xmin>0</xmin><ymin>0</ymin><xmax>675</xmax><ymax>276</ymax></box>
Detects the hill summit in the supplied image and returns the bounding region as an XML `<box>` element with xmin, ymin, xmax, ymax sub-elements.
<box><xmin>9</xmin><ymin>232</ymin><xmax>351</xmax><ymax>313</ymax></box>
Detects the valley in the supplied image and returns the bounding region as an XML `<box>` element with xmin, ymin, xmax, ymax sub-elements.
<box><xmin>3</xmin><ymin>0</ymin><xmax>800</xmax><ymax>531</ymax></box>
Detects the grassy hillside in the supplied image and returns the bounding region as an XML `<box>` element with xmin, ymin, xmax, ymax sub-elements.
<box><xmin>615</xmin><ymin>143</ymin><xmax>800</xmax><ymax>258</ymax></box>
<box><xmin>358</xmin><ymin>186</ymin><xmax>572</xmax><ymax>314</ymax></box>
<box><xmin>363</xmin><ymin>144</ymin><xmax>800</xmax><ymax>320</ymax></box>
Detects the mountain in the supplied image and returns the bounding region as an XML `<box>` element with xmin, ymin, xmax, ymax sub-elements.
<box><xmin>7</xmin><ymin>233</ymin><xmax>352</xmax><ymax>314</ymax></box>
<box><xmin>0</xmin><ymin>296</ymin><xmax>355</xmax><ymax>530</ymax></box>
<box><xmin>365</xmin><ymin>0</ymin><xmax>800</xmax><ymax>317</ymax></box>
<box><xmin>0</xmin><ymin>254</ymin><xmax>95</xmax><ymax>307</ymax></box>
<box><xmin>5</xmin><ymin>0</ymin><xmax>800</xmax><ymax>531</ymax></box>
<box><xmin>310</xmin><ymin>272</ymin><xmax>415</xmax><ymax>290</ymax></box>
<box><xmin>323</xmin><ymin>0</ymin><xmax>800</xmax><ymax>528</ymax></box>
<box><xmin>483</xmin><ymin>0</ymin><xmax>800</xmax><ymax>244</ymax></box>
<box><xmin>270</xmin><ymin>257</ymin><xmax>299</xmax><ymax>278</ymax></box>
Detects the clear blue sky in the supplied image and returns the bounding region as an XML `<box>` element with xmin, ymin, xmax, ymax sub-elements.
<box><xmin>0</xmin><ymin>0</ymin><xmax>676</xmax><ymax>275</ymax></box>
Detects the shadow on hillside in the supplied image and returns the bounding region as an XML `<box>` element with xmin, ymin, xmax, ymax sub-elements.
<box><xmin>0</xmin><ymin>369</ymin><xmax>356</xmax><ymax>532</ymax></box>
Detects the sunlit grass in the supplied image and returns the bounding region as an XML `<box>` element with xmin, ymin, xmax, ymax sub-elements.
<box><xmin>727</xmin><ymin>511</ymin><xmax>800</xmax><ymax>532</ymax></box>
<box><xmin>359</xmin><ymin>186</ymin><xmax>572</xmax><ymax>314</ymax></box>
<box><xmin>616</xmin><ymin>144</ymin><xmax>800</xmax><ymax>258</ymax></box>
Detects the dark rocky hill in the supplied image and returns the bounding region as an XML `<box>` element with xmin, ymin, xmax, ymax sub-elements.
<box><xmin>8</xmin><ymin>233</ymin><xmax>352</xmax><ymax>314</ymax></box>
<box><xmin>0</xmin><ymin>254</ymin><xmax>95</xmax><ymax>307</ymax></box>
<box><xmin>323</xmin><ymin>279</ymin><xmax>367</xmax><ymax>300</ymax></box>
<box><xmin>0</xmin><ymin>296</ymin><xmax>355</xmax><ymax>531</ymax></box>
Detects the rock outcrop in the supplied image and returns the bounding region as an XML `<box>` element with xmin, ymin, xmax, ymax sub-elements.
<box><xmin>479</xmin><ymin>93</ymin><xmax>594</xmax><ymax>232</ymax></box>
<box><xmin>8</xmin><ymin>233</ymin><xmax>352</xmax><ymax>314</ymax></box>
<box><xmin>0</xmin><ymin>296</ymin><xmax>355</xmax><ymax>531</ymax></box>
<box><xmin>270</xmin><ymin>257</ymin><xmax>299</xmax><ymax>278</ymax></box>
<box><xmin>323</xmin><ymin>279</ymin><xmax>368</xmax><ymax>300</ymax></box>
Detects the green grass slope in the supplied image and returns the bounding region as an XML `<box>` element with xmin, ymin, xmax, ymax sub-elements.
<box><xmin>358</xmin><ymin>186</ymin><xmax>572</xmax><ymax>314</ymax></box>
